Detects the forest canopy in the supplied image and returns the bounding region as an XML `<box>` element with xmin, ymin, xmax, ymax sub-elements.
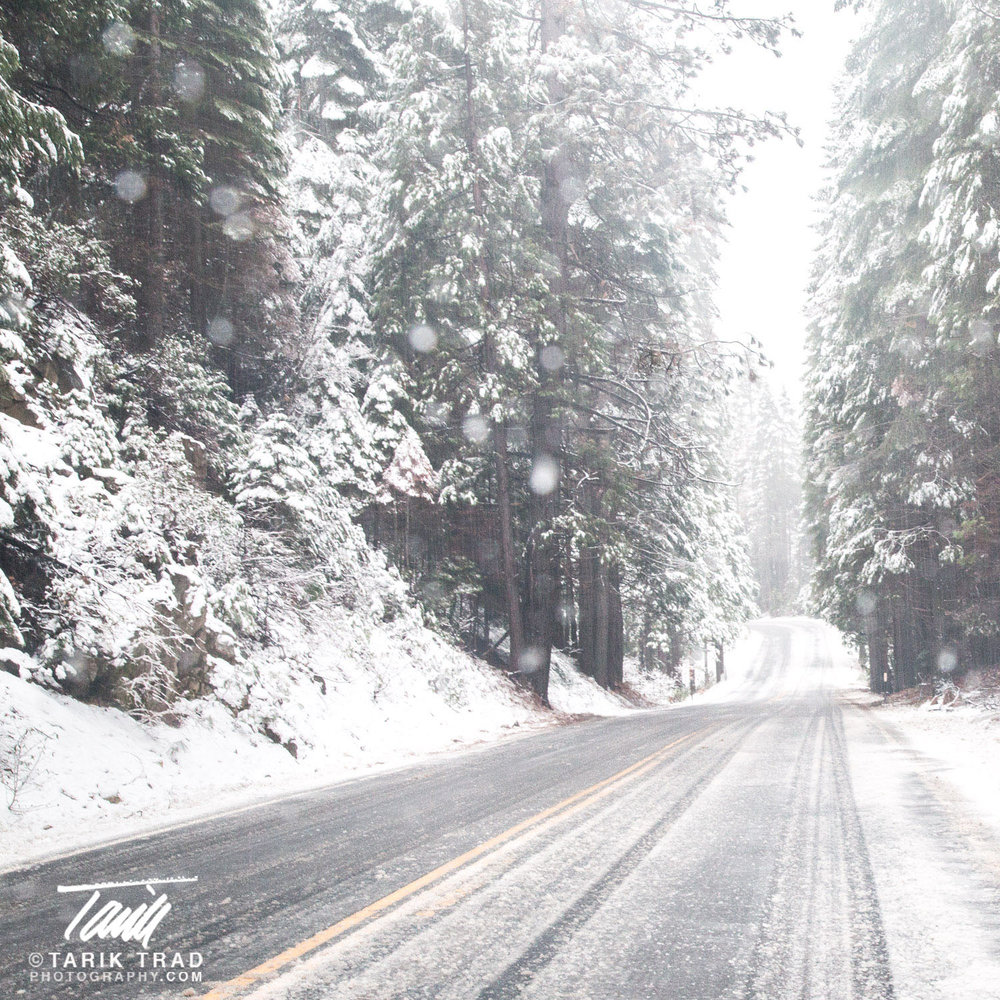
<box><xmin>0</xmin><ymin>0</ymin><xmax>804</xmax><ymax>728</ymax></box>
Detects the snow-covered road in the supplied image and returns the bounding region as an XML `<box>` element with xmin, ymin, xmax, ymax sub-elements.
<box><xmin>3</xmin><ymin>619</ymin><xmax>1000</xmax><ymax>999</ymax></box>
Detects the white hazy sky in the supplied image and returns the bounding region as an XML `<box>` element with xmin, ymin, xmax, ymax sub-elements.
<box><xmin>699</xmin><ymin>1</ymin><xmax>861</xmax><ymax>405</ymax></box>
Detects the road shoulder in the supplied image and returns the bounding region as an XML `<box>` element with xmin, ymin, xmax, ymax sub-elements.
<box><xmin>843</xmin><ymin>696</ymin><xmax>1000</xmax><ymax>999</ymax></box>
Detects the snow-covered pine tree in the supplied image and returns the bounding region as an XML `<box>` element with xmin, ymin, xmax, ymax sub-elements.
<box><xmin>729</xmin><ymin>378</ymin><xmax>805</xmax><ymax>614</ymax></box>
<box><xmin>0</xmin><ymin>29</ymin><xmax>83</xmax><ymax>648</ymax></box>
<box><xmin>804</xmin><ymin>0</ymin><xmax>956</xmax><ymax>689</ymax></box>
<box><xmin>165</xmin><ymin>0</ymin><xmax>300</xmax><ymax>389</ymax></box>
<box><xmin>0</xmin><ymin>29</ymin><xmax>83</xmax><ymax>388</ymax></box>
<box><xmin>278</xmin><ymin>0</ymin><xmax>422</xmax><ymax>552</ymax></box>
<box><xmin>3</xmin><ymin>0</ymin><xmax>299</xmax><ymax>389</ymax></box>
<box><xmin>290</xmin><ymin>336</ymin><xmax>381</xmax><ymax>506</ymax></box>
<box><xmin>913</xmin><ymin>0</ymin><xmax>1000</xmax><ymax>667</ymax></box>
<box><xmin>530</xmin><ymin>0</ymin><xmax>777</xmax><ymax>689</ymax></box>
<box><xmin>371</xmin><ymin>0</ymin><xmax>552</xmax><ymax>684</ymax></box>
<box><xmin>278</xmin><ymin>0</ymin><xmax>390</xmax><ymax>350</ymax></box>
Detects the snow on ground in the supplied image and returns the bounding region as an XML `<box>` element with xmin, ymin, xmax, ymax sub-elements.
<box><xmin>0</xmin><ymin>628</ymin><xmax>698</xmax><ymax>869</ymax></box>
<box><xmin>814</xmin><ymin>620</ymin><xmax>1000</xmax><ymax>997</ymax></box>
<box><xmin>623</xmin><ymin>656</ymin><xmax>687</xmax><ymax>706</ymax></box>
<box><xmin>847</xmin><ymin>697</ymin><xmax>1000</xmax><ymax>1000</ymax></box>
<box><xmin>691</xmin><ymin>626</ymin><xmax>767</xmax><ymax>702</ymax></box>
<box><xmin>548</xmin><ymin>618</ymin><xmax>861</xmax><ymax>716</ymax></box>
<box><xmin>0</xmin><ymin>632</ymin><xmax>555</xmax><ymax>869</ymax></box>
<box><xmin>687</xmin><ymin>617</ymin><xmax>866</xmax><ymax>704</ymax></box>
<box><xmin>549</xmin><ymin>650</ymin><xmax>635</xmax><ymax>716</ymax></box>
<box><xmin>874</xmin><ymin>691</ymin><xmax>1000</xmax><ymax>845</ymax></box>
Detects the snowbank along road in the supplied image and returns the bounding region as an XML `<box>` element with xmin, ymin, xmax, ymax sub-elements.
<box><xmin>3</xmin><ymin>618</ymin><xmax>1000</xmax><ymax>1000</ymax></box>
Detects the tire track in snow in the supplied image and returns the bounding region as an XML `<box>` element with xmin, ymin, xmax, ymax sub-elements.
<box><xmin>473</xmin><ymin>711</ymin><xmax>778</xmax><ymax>1000</ymax></box>
<box><xmin>741</xmin><ymin>700</ymin><xmax>894</xmax><ymax>1000</ymax></box>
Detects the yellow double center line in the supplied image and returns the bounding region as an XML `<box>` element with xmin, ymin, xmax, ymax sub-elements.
<box><xmin>202</xmin><ymin>727</ymin><xmax>705</xmax><ymax>999</ymax></box>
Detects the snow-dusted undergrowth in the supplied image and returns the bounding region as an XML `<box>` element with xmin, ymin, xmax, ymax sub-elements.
<box><xmin>0</xmin><ymin>300</ymin><xmax>700</xmax><ymax>869</ymax></box>
<box><xmin>874</xmin><ymin>669</ymin><xmax>1000</xmax><ymax>845</ymax></box>
<box><xmin>0</xmin><ymin>634</ymin><xmax>543</xmax><ymax>866</ymax></box>
<box><xmin>1</xmin><ymin>631</ymin><xmax>692</xmax><ymax>867</ymax></box>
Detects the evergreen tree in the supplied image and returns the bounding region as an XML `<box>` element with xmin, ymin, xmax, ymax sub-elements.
<box><xmin>535</xmin><ymin>0</ymin><xmax>775</xmax><ymax>689</ymax></box>
<box><xmin>278</xmin><ymin>0</ymin><xmax>389</xmax><ymax>350</ymax></box>
<box><xmin>914</xmin><ymin>1</ymin><xmax>1000</xmax><ymax>666</ymax></box>
<box><xmin>372</xmin><ymin>0</ymin><xmax>779</xmax><ymax>698</ymax></box>
<box><xmin>2</xmin><ymin>0</ymin><xmax>298</xmax><ymax>388</ymax></box>
<box><xmin>730</xmin><ymin>378</ymin><xmax>805</xmax><ymax>614</ymax></box>
<box><xmin>803</xmin><ymin>0</ymin><xmax>981</xmax><ymax>689</ymax></box>
<box><xmin>0</xmin><ymin>29</ymin><xmax>83</xmax><ymax>647</ymax></box>
<box><xmin>372</xmin><ymin>0</ymin><xmax>550</xmax><ymax>686</ymax></box>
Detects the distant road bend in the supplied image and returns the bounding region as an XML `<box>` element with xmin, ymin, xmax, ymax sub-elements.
<box><xmin>4</xmin><ymin>618</ymin><xmax>1000</xmax><ymax>1000</ymax></box>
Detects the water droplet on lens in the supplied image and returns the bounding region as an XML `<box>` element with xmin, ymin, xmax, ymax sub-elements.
<box><xmin>540</xmin><ymin>345</ymin><xmax>564</xmax><ymax>372</ymax></box>
<box><xmin>173</xmin><ymin>60</ymin><xmax>206</xmax><ymax>102</ymax></box>
<box><xmin>102</xmin><ymin>20</ymin><xmax>135</xmax><ymax>56</ymax></box>
<box><xmin>209</xmin><ymin>186</ymin><xmax>241</xmax><ymax>217</ymax></box>
<box><xmin>855</xmin><ymin>589</ymin><xmax>877</xmax><ymax>617</ymax></box>
<box><xmin>529</xmin><ymin>454</ymin><xmax>559</xmax><ymax>496</ymax></box>
<box><xmin>518</xmin><ymin>647</ymin><xmax>545</xmax><ymax>673</ymax></box>
<box><xmin>463</xmin><ymin>413</ymin><xmax>489</xmax><ymax>443</ymax></box>
<box><xmin>207</xmin><ymin>317</ymin><xmax>234</xmax><ymax>346</ymax></box>
<box><xmin>938</xmin><ymin>647</ymin><xmax>958</xmax><ymax>674</ymax></box>
<box><xmin>408</xmin><ymin>324</ymin><xmax>437</xmax><ymax>353</ymax></box>
<box><xmin>114</xmin><ymin>170</ymin><xmax>147</xmax><ymax>204</ymax></box>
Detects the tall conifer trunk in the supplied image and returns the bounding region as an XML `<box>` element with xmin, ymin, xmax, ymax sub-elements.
<box><xmin>459</xmin><ymin>0</ymin><xmax>524</xmax><ymax>677</ymax></box>
<box><xmin>521</xmin><ymin>0</ymin><xmax>576</xmax><ymax>702</ymax></box>
<box><xmin>143</xmin><ymin>3</ymin><xmax>166</xmax><ymax>348</ymax></box>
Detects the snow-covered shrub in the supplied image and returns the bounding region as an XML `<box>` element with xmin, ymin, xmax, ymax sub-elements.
<box><xmin>0</xmin><ymin>237</ymin><xmax>33</xmax><ymax>400</ymax></box>
<box><xmin>362</xmin><ymin>362</ymin><xmax>417</xmax><ymax>468</ymax></box>
<box><xmin>26</xmin><ymin>428</ymin><xmax>245</xmax><ymax>708</ymax></box>
<box><xmin>0</xmin><ymin>427</ymin><xmax>52</xmax><ymax>648</ymax></box>
<box><xmin>2</xmin><ymin>206</ymin><xmax>136</xmax><ymax>331</ymax></box>
<box><xmin>292</xmin><ymin>337</ymin><xmax>381</xmax><ymax>505</ymax></box>
<box><xmin>234</xmin><ymin>412</ymin><xmax>335</xmax><ymax>535</ymax></box>
<box><xmin>56</xmin><ymin>392</ymin><xmax>120</xmax><ymax>475</ymax></box>
<box><xmin>0</xmin><ymin>707</ymin><xmax>50</xmax><ymax>812</ymax></box>
<box><xmin>210</xmin><ymin>578</ymin><xmax>262</xmax><ymax>639</ymax></box>
<box><xmin>114</xmin><ymin>333</ymin><xmax>247</xmax><ymax>485</ymax></box>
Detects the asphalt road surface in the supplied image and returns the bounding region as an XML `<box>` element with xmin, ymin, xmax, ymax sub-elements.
<box><xmin>4</xmin><ymin>619</ymin><xmax>1000</xmax><ymax>1000</ymax></box>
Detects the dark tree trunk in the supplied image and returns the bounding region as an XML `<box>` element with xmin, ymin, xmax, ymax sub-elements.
<box><xmin>521</xmin><ymin>385</ymin><xmax>559</xmax><ymax>704</ymax></box>
<box><xmin>669</xmin><ymin>627</ymin><xmax>683</xmax><ymax>677</ymax></box>
<box><xmin>640</xmin><ymin>608</ymin><xmax>653</xmax><ymax>670</ymax></box>
<box><xmin>555</xmin><ymin>535</ymin><xmax>575</xmax><ymax>651</ymax></box>
<box><xmin>190</xmin><ymin>203</ymin><xmax>207</xmax><ymax>338</ymax></box>
<box><xmin>574</xmin><ymin>475</ymin><xmax>622</xmax><ymax>691</ymax></box>
<box><xmin>494</xmin><ymin>424</ymin><xmax>524</xmax><ymax>675</ymax></box>
<box><xmin>593</xmin><ymin>562</ymin><xmax>610</xmax><ymax>688</ymax></box>
<box><xmin>608</xmin><ymin>562</ymin><xmax>624</xmax><ymax>688</ymax></box>
<box><xmin>578</xmin><ymin>539</ymin><xmax>597</xmax><ymax>680</ymax></box>
<box><xmin>868</xmin><ymin>614</ymin><xmax>890</xmax><ymax>694</ymax></box>
<box><xmin>142</xmin><ymin>4</ymin><xmax>166</xmax><ymax>349</ymax></box>
<box><xmin>891</xmin><ymin>598</ymin><xmax>914</xmax><ymax>690</ymax></box>
<box><xmin>519</xmin><ymin>0</ymin><xmax>576</xmax><ymax>705</ymax></box>
<box><xmin>458</xmin><ymin>0</ymin><xmax>524</xmax><ymax>675</ymax></box>
<box><xmin>523</xmin><ymin>521</ymin><xmax>556</xmax><ymax>705</ymax></box>
<box><xmin>577</xmin><ymin>525</ymin><xmax>622</xmax><ymax>690</ymax></box>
